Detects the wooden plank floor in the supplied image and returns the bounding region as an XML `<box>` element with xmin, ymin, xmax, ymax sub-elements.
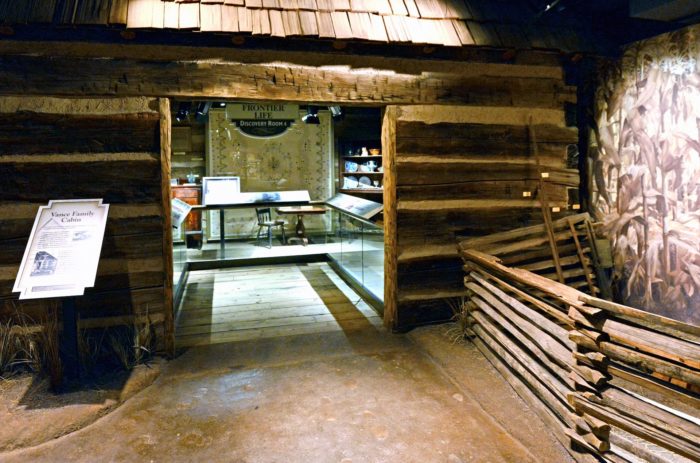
<box><xmin>175</xmin><ymin>262</ymin><xmax>383</xmax><ymax>347</ymax></box>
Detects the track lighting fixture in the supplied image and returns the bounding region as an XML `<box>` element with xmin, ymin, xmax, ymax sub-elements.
<box><xmin>301</xmin><ymin>105</ymin><xmax>320</xmax><ymax>124</ymax></box>
<box><xmin>329</xmin><ymin>105</ymin><xmax>343</xmax><ymax>121</ymax></box>
<box><xmin>175</xmin><ymin>102</ymin><xmax>192</xmax><ymax>122</ymax></box>
<box><xmin>195</xmin><ymin>101</ymin><xmax>212</xmax><ymax>121</ymax></box>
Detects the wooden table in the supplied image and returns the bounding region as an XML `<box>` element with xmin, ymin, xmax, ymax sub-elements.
<box><xmin>276</xmin><ymin>206</ymin><xmax>327</xmax><ymax>246</ymax></box>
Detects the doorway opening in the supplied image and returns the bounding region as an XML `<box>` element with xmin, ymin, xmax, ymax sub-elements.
<box><xmin>168</xmin><ymin>100</ymin><xmax>386</xmax><ymax>347</ymax></box>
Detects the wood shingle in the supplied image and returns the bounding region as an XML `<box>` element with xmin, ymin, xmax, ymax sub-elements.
<box><xmin>0</xmin><ymin>0</ymin><xmax>593</xmax><ymax>51</ymax></box>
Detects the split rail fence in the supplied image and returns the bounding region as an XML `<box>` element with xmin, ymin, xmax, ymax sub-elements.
<box><xmin>459</xmin><ymin>234</ymin><xmax>699</xmax><ymax>462</ymax></box>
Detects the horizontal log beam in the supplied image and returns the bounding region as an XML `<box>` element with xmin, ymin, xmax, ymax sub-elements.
<box><xmin>607</xmin><ymin>364</ymin><xmax>700</xmax><ymax>413</ymax></box>
<box><xmin>396</xmin><ymin>180</ymin><xmax>568</xmax><ymax>203</ymax></box>
<box><xmin>0</xmin><ymin>54</ymin><xmax>575</xmax><ymax>107</ymax></box>
<box><xmin>458</xmin><ymin>212</ymin><xmax>591</xmax><ymax>249</ymax></box>
<box><xmin>0</xmin><ymin>160</ymin><xmax>161</xmax><ymax>203</ymax></box>
<box><xmin>0</xmin><ymin>112</ymin><xmax>159</xmax><ymax>154</ymax></box>
<box><xmin>397</xmin><ymin>198</ymin><xmax>568</xmax><ymax>212</ymax></box>
<box><xmin>396</xmin><ymin>122</ymin><xmax>578</xmax><ymax>143</ymax></box>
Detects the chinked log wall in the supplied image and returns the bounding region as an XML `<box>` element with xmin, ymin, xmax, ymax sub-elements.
<box><xmin>0</xmin><ymin>41</ymin><xmax>579</xmax><ymax>330</ymax></box>
<box><xmin>0</xmin><ymin>96</ymin><xmax>173</xmax><ymax>353</ymax></box>
<box><xmin>386</xmin><ymin>105</ymin><xmax>578</xmax><ymax>329</ymax></box>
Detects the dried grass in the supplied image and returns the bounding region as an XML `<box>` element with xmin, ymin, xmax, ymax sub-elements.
<box><xmin>0</xmin><ymin>308</ymin><xmax>47</xmax><ymax>380</ymax></box>
<box><xmin>443</xmin><ymin>296</ymin><xmax>472</xmax><ymax>344</ymax></box>
<box><xmin>80</xmin><ymin>312</ymin><xmax>155</xmax><ymax>374</ymax></box>
<box><xmin>0</xmin><ymin>319</ymin><xmax>18</xmax><ymax>376</ymax></box>
<box><xmin>1</xmin><ymin>301</ymin><xmax>157</xmax><ymax>387</ymax></box>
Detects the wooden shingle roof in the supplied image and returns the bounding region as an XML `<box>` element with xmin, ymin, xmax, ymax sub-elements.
<box><xmin>0</xmin><ymin>0</ymin><xmax>587</xmax><ymax>51</ymax></box>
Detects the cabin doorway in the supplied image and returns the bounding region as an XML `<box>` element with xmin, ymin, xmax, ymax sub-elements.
<box><xmin>166</xmin><ymin>100</ymin><xmax>388</xmax><ymax>347</ymax></box>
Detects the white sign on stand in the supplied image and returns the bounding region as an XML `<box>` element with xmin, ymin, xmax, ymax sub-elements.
<box><xmin>13</xmin><ymin>199</ymin><xmax>109</xmax><ymax>300</ymax></box>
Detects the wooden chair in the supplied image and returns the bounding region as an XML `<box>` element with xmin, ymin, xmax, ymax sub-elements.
<box><xmin>255</xmin><ymin>208</ymin><xmax>286</xmax><ymax>248</ymax></box>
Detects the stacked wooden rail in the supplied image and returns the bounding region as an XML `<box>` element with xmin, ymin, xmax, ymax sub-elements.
<box><xmin>460</xmin><ymin>249</ymin><xmax>700</xmax><ymax>463</ymax></box>
<box><xmin>569</xmin><ymin>296</ymin><xmax>700</xmax><ymax>462</ymax></box>
<box><xmin>458</xmin><ymin>212</ymin><xmax>606</xmax><ymax>297</ymax></box>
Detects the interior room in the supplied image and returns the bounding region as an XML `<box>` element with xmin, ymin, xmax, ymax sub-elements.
<box><xmin>169</xmin><ymin>101</ymin><xmax>386</xmax><ymax>346</ymax></box>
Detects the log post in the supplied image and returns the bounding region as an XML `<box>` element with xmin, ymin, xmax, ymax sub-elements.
<box><xmin>159</xmin><ymin>97</ymin><xmax>175</xmax><ymax>357</ymax></box>
<box><xmin>382</xmin><ymin>106</ymin><xmax>398</xmax><ymax>330</ymax></box>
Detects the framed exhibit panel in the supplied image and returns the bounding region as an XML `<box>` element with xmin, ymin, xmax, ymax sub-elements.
<box><xmin>202</xmin><ymin>176</ymin><xmax>241</xmax><ymax>206</ymax></box>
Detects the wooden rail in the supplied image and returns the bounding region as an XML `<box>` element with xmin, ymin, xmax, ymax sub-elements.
<box><xmin>458</xmin><ymin>212</ymin><xmax>607</xmax><ymax>297</ymax></box>
<box><xmin>460</xmin><ymin>248</ymin><xmax>700</xmax><ymax>463</ymax></box>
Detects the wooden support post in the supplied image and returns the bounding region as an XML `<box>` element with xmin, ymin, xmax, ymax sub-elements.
<box><xmin>159</xmin><ymin>97</ymin><xmax>175</xmax><ymax>357</ymax></box>
<box><xmin>60</xmin><ymin>296</ymin><xmax>80</xmax><ymax>385</ymax></box>
<box><xmin>219</xmin><ymin>209</ymin><xmax>226</xmax><ymax>257</ymax></box>
<box><xmin>382</xmin><ymin>106</ymin><xmax>398</xmax><ymax>330</ymax></box>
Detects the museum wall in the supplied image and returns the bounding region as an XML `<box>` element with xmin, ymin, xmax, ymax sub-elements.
<box><xmin>593</xmin><ymin>24</ymin><xmax>700</xmax><ymax>325</ymax></box>
<box><xmin>206</xmin><ymin>107</ymin><xmax>333</xmax><ymax>238</ymax></box>
<box><xmin>0</xmin><ymin>96</ymin><xmax>169</xmax><ymax>348</ymax></box>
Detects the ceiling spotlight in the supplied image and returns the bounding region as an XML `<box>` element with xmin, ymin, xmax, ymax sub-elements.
<box><xmin>329</xmin><ymin>105</ymin><xmax>343</xmax><ymax>121</ymax></box>
<box><xmin>195</xmin><ymin>102</ymin><xmax>212</xmax><ymax>121</ymax></box>
<box><xmin>302</xmin><ymin>105</ymin><xmax>320</xmax><ymax>124</ymax></box>
<box><xmin>175</xmin><ymin>102</ymin><xmax>192</xmax><ymax>123</ymax></box>
<box><xmin>213</xmin><ymin>102</ymin><xmax>226</xmax><ymax>108</ymax></box>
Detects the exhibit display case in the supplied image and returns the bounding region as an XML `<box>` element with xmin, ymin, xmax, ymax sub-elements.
<box><xmin>325</xmin><ymin>194</ymin><xmax>384</xmax><ymax>305</ymax></box>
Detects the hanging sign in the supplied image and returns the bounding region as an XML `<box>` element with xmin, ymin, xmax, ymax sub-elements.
<box><xmin>227</xmin><ymin>103</ymin><xmax>298</xmax><ymax>138</ymax></box>
<box><xmin>13</xmin><ymin>199</ymin><xmax>109</xmax><ymax>300</ymax></box>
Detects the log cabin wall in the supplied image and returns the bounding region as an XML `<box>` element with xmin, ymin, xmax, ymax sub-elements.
<box><xmin>0</xmin><ymin>40</ymin><xmax>579</xmax><ymax>333</ymax></box>
<box><xmin>389</xmin><ymin>105</ymin><xmax>579</xmax><ymax>329</ymax></box>
<box><xmin>0</xmin><ymin>96</ymin><xmax>172</xmax><ymax>352</ymax></box>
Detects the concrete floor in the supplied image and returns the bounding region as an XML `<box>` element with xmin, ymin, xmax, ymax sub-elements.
<box><xmin>1</xmin><ymin>326</ymin><xmax>571</xmax><ymax>463</ymax></box>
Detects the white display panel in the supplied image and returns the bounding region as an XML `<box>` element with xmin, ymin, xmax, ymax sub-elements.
<box><xmin>13</xmin><ymin>199</ymin><xmax>109</xmax><ymax>300</ymax></box>
<box><xmin>202</xmin><ymin>176</ymin><xmax>241</xmax><ymax>206</ymax></box>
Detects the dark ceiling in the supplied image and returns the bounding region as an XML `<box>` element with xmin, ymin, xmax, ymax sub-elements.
<box><xmin>531</xmin><ymin>0</ymin><xmax>700</xmax><ymax>50</ymax></box>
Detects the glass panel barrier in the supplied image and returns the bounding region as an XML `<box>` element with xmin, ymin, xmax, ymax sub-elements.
<box><xmin>173</xmin><ymin>205</ymin><xmax>384</xmax><ymax>308</ymax></box>
<box><xmin>326</xmin><ymin>207</ymin><xmax>384</xmax><ymax>304</ymax></box>
<box><xmin>362</xmin><ymin>224</ymin><xmax>384</xmax><ymax>301</ymax></box>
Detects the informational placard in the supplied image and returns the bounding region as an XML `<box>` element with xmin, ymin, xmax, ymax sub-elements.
<box><xmin>226</xmin><ymin>103</ymin><xmax>298</xmax><ymax>138</ymax></box>
<box><xmin>13</xmin><ymin>199</ymin><xmax>109</xmax><ymax>300</ymax></box>
<box><xmin>171</xmin><ymin>198</ymin><xmax>193</xmax><ymax>228</ymax></box>
<box><xmin>326</xmin><ymin>193</ymin><xmax>383</xmax><ymax>220</ymax></box>
<box><xmin>202</xmin><ymin>176</ymin><xmax>241</xmax><ymax>205</ymax></box>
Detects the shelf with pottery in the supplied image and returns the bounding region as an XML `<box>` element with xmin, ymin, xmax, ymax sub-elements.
<box><xmin>339</xmin><ymin>140</ymin><xmax>383</xmax><ymax>203</ymax></box>
<box><xmin>343</xmin><ymin>155</ymin><xmax>382</xmax><ymax>160</ymax></box>
<box><xmin>341</xmin><ymin>171</ymin><xmax>383</xmax><ymax>175</ymax></box>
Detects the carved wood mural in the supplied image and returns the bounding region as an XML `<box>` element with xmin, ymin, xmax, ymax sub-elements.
<box><xmin>594</xmin><ymin>25</ymin><xmax>700</xmax><ymax>325</ymax></box>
